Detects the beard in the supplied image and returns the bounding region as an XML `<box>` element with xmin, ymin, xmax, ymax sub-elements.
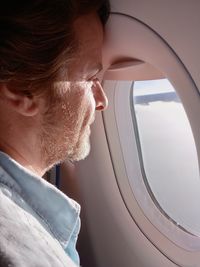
<box><xmin>39</xmin><ymin>83</ymin><xmax>95</xmax><ymax>170</ymax></box>
<box><xmin>40</xmin><ymin>116</ymin><xmax>92</xmax><ymax>171</ymax></box>
<box><xmin>67</xmin><ymin>126</ymin><xmax>91</xmax><ymax>162</ymax></box>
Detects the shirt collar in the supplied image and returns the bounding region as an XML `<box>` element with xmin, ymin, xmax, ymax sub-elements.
<box><xmin>0</xmin><ymin>151</ymin><xmax>80</xmax><ymax>248</ymax></box>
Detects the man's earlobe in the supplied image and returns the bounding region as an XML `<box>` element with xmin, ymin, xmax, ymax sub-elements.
<box><xmin>0</xmin><ymin>85</ymin><xmax>39</xmax><ymax>116</ymax></box>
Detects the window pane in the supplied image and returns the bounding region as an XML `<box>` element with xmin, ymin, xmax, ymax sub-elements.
<box><xmin>133</xmin><ymin>79</ymin><xmax>200</xmax><ymax>236</ymax></box>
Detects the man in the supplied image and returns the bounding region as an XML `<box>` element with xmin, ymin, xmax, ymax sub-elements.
<box><xmin>0</xmin><ymin>1</ymin><xmax>110</xmax><ymax>266</ymax></box>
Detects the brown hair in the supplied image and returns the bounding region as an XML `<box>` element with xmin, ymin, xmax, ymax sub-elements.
<box><xmin>0</xmin><ymin>0</ymin><xmax>110</xmax><ymax>95</ymax></box>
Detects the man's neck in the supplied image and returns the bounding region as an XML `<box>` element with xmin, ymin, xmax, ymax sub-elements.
<box><xmin>0</xmin><ymin>137</ymin><xmax>46</xmax><ymax>177</ymax></box>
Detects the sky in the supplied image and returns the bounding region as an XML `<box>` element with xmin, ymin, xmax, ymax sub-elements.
<box><xmin>134</xmin><ymin>78</ymin><xmax>175</xmax><ymax>96</ymax></box>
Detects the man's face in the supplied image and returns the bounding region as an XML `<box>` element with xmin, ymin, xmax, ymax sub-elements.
<box><xmin>40</xmin><ymin>13</ymin><xmax>108</xmax><ymax>168</ymax></box>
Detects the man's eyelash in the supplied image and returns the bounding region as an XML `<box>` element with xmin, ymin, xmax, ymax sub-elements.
<box><xmin>88</xmin><ymin>74</ymin><xmax>98</xmax><ymax>81</ymax></box>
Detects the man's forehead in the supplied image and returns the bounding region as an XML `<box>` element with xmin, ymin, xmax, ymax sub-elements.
<box><xmin>66</xmin><ymin>13</ymin><xmax>104</xmax><ymax>81</ymax></box>
<box><xmin>74</xmin><ymin>13</ymin><xmax>103</xmax><ymax>49</ymax></box>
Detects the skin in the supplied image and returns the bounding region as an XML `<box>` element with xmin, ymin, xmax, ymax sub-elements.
<box><xmin>0</xmin><ymin>12</ymin><xmax>108</xmax><ymax>176</ymax></box>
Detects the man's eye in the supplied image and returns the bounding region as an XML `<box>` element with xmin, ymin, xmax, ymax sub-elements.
<box><xmin>87</xmin><ymin>75</ymin><xmax>97</xmax><ymax>82</ymax></box>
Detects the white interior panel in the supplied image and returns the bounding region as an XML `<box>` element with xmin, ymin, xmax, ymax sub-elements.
<box><xmin>69</xmin><ymin>1</ymin><xmax>200</xmax><ymax>267</ymax></box>
<box><xmin>76</xmin><ymin>112</ymin><xmax>177</xmax><ymax>267</ymax></box>
<box><xmin>108</xmin><ymin>0</ymin><xmax>200</xmax><ymax>92</ymax></box>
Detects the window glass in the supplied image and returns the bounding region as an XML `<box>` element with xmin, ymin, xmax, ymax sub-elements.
<box><xmin>133</xmin><ymin>79</ymin><xmax>200</xmax><ymax>236</ymax></box>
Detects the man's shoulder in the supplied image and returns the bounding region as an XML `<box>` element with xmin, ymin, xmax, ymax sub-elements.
<box><xmin>0</xmin><ymin>183</ymin><xmax>78</xmax><ymax>267</ymax></box>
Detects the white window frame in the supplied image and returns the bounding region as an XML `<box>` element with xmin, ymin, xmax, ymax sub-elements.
<box><xmin>102</xmin><ymin>13</ymin><xmax>200</xmax><ymax>266</ymax></box>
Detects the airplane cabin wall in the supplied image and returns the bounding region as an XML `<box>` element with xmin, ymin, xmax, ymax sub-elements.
<box><xmin>60</xmin><ymin>1</ymin><xmax>200</xmax><ymax>266</ymax></box>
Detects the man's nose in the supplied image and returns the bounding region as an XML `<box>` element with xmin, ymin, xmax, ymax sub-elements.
<box><xmin>92</xmin><ymin>79</ymin><xmax>108</xmax><ymax>111</ymax></box>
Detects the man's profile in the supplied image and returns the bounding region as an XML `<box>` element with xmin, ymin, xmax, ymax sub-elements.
<box><xmin>0</xmin><ymin>1</ymin><xmax>110</xmax><ymax>266</ymax></box>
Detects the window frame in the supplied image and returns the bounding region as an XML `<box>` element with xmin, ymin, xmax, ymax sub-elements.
<box><xmin>102</xmin><ymin>78</ymin><xmax>200</xmax><ymax>264</ymax></box>
<box><xmin>102</xmin><ymin>13</ymin><xmax>200</xmax><ymax>266</ymax></box>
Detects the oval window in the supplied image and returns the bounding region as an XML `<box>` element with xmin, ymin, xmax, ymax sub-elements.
<box><xmin>133</xmin><ymin>78</ymin><xmax>200</xmax><ymax>236</ymax></box>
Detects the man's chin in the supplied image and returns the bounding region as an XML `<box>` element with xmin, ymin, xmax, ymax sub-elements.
<box><xmin>68</xmin><ymin>138</ymin><xmax>91</xmax><ymax>162</ymax></box>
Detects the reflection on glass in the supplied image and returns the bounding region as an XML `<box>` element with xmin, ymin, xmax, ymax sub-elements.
<box><xmin>133</xmin><ymin>79</ymin><xmax>200</xmax><ymax>236</ymax></box>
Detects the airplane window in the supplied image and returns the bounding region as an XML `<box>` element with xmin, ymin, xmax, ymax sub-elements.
<box><xmin>132</xmin><ymin>78</ymin><xmax>200</xmax><ymax>236</ymax></box>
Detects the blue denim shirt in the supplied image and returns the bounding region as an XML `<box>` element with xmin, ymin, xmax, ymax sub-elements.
<box><xmin>0</xmin><ymin>152</ymin><xmax>81</xmax><ymax>266</ymax></box>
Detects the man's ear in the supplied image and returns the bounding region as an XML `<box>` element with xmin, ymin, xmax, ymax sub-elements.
<box><xmin>0</xmin><ymin>84</ymin><xmax>39</xmax><ymax>116</ymax></box>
